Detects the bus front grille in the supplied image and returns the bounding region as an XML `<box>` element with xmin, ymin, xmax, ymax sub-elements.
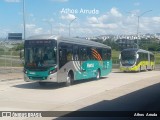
<box><xmin>29</xmin><ymin>77</ymin><xmax>47</xmax><ymax>80</ymax></box>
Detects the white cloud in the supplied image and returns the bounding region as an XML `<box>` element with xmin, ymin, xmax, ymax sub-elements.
<box><xmin>34</xmin><ymin>28</ymin><xmax>43</xmax><ymax>34</ymax></box>
<box><xmin>25</xmin><ymin>24</ymin><xmax>44</xmax><ymax>36</ymax></box>
<box><xmin>3</xmin><ymin>6</ymin><xmax>159</xmax><ymax>37</ymax></box>
<box><xmin>91</xmin><ymin>23</ymin><xmax>118</xmax><ymax>29</ymax></box>
<box><xmin>40</xmin><ymin>13</ymin><xmax>160</xmax><ymax>36</ymax></box>
<box><xmin>42</xmin><ymin>18</ymin><xmax>54</xmax><ymax>23</ymax></box>
<box><xmin>4</xmin><ymin>0</ymin><xmax>21</xmax><ymax>3</ymax></box>
<box><xmin>87</xmin><ymin>7</ymin><xmax>122</xmax><ymax>31</ymax></box>
<box><xmin>61</xmin><ymin>14</ymin><xmax>76</xmax><ymax>21</ymax></box>
<box><xmin>26</xmin><ymin>24</ymin><xmax>36</xmax><ymax>29</ymax></box>
<box><xmin>87</xmin><ymin>17</ymin><xmax>99</xmax><ymax>24</ymax></box>
<box><xmin>93</xmin><ymin>7</ymin><xmax>122</xmax><ymax>24</ymax></box>
<box><xmin>85</xmin><ymin>7</ymin><xmax>160</xmax><ymax>35</ymax></box>
<box><xmin>21</xmin><ymin>7</ymin><xmax>160</xmax><ymax>37</ymax></box>
<box><xmin>110</xmin><ymin>7</ymin><xmax>122</xmax><ymax>17</ymax></box>
<box><xmin>152</xmin><ymin>17</ymin><xmax>160</xmax><ymax>23</ymax></box>
<box><xmin>127</xmin><ymin>10</ymin><xmax>140</xmax><ymax>17</ymax></box>
<box><xmin>38</xmin><ymin>14</ymin><xmax>160</xmax><ymax>37</ymax></box>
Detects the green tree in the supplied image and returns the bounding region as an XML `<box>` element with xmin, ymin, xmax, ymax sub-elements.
<box><xmin>102</xmin><ymin>39</ymin><xmax>120</xmax><ymax>50</ymax></box>
<box><xmin>139</xmin><ymin>38</ymin><xmax>160</xmax><ymax>51</ymax></box>
<box><xmin>10</xmin><ymin>43</ymin><xmax>24</xmax><ymax>51</ymax></box>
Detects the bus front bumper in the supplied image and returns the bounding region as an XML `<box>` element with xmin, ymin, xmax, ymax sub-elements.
<box><xmin>24</xmin><ymin>73</ymin><xmax>57</xmax><ymax>82</ymax></box>
<box><xmin>120</xmin><ymin>66</ymin><xmax>138</xmax><ymax>72</ymax></box>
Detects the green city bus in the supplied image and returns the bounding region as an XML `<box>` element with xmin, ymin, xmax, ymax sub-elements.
<box><xmin>119</xmin><ymin>48</ymin><xmax>155</xmax><ymax>72</ymax></box>
<box><xmin>23</xmin><ymin>35</ymin><xmax>112</xmax><ymax>86</ymax></box>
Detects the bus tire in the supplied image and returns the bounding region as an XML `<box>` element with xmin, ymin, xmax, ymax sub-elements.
<box><xmin>96</xmin><ymin>69</ymin><xmax>101</xmax><ymax>80</ymax></box>
<box><xmin>66</xmin><ymin>72</ymin><xmax>74</xmax><ymax>87</ymax></box>
<box><xmin>38</xmin><ymin>82</ymin><xmax>46</xmax><ymax>86</ymax></box>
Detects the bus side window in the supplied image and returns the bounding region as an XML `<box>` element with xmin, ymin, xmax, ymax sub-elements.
<box><xmin>79</xmin><ymin>47</ymin><xmax>87</xmax><ymax>61</ymax></box>
<box><xmin>87</xmin><ymin>47</ymin><xmax>93</xmax><ymax>60</ymax></box>
<box><xmin>138</xmin><ymin>53</ymin><xmax>141</xmax><ymax>61</ymax></box>
<box><xmin>67</xmin><ymin>50</ymin><xmax>73</xmax><ymax>61</ymax></box>
<box><xmin>107</xmin><ymin>49</ymin><xmax>111</xmax><ymax>60</ymax></box>
<box><xmin>66</xmin><ymin>44</ymin><xmax>73</xmax><ymax>61</ymax></box>
<box><xmin>97</xmin><ymin>48</ymin><xmax>103</xmax><ymax>60</ymax></box>
<box><xmin>73</xmin><ymin>46</ymin><xmax>79</xmax><ymax>61</ymax></box>
<box><xmin>59</xmin><ymin>48</ymin><xmax>67</xmax><ymax>68</ymax></box>
<box><xmin>59</xmin><ymin>43</ymin><xmax>73</xmax><ymax>68</ymax></box>
<box><xmin>102</xmin><ymin>49</ymin><xmax>108</xmax><ymax>60</ymax></box>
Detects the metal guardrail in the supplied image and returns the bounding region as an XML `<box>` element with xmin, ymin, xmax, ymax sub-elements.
<box><xmin>155</xmin><ymin>65</ymin><xmax>160</xmax><ymax>70</ymax></box>
<box><xmin>0</xmin><ymin>51</ymin><xmax>23</xmax><ymax>74</ymax></box>
<box><xmin>0</xmin><ymin>40</ymin><xmax>23</xmax><ymax>45</ymax></box>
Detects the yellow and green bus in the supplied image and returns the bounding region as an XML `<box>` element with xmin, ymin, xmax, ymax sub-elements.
<box><xmin>119</xmin><ymin>48</ymin><xmax>155</xmax><ymax>72</ymax></box>
<box><xmin>23</xmin><ymin>35</ymin><xmax>112</xmax><ymax>86</ymax></box>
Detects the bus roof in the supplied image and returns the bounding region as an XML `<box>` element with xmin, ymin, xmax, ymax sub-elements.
<box><xmin>26</xmin><ymin>34</ymin><xmax>111</xmax><ymax>49</ymax></box>
<box><xmin>122</xmin><ymin>48</ymin><xmax>154</xmax><ymax>55</ymax></box>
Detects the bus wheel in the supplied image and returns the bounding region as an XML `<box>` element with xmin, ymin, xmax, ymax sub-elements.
<box><xmin>38</xmin><ymin>82</ymin><xmax>46</xmax><ymax>86</ymax></box>
<box><xmin>96</xmin><ymin>69</ymin><xmax>101</xmax><ymax>80</ymax></box>
<box><xmin>66</xmin><ymin>73</ymin><xmax>73</xmax><ymax>87</ymax></box>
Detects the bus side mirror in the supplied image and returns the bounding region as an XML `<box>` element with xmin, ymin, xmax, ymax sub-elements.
<box><xmin>119</xmin><ymin>54</ymin><xmax>121</xmax><ymax>59</ymax></box>
<box><xmin>136</xmin><ymin>54</ymin><xmax>139</xmax><ymax>59</ymax></box>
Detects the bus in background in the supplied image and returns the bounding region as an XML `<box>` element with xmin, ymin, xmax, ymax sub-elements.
<box><xmin>119</xmin><ymin>48</ymin><xmax>155</xmax><ymax>72</ymax></box>
<box><xmin>23</xmin><ymin>35</ymin><xmax>112</xmax><ymax>86</ymax></box>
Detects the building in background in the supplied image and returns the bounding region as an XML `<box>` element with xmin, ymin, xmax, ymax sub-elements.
<box><xmin>8</xmin><ymin>33</ymin><xmax>22</xmax><ymax>41</ymax></box>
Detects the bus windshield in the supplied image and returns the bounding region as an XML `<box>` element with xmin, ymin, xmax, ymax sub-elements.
<box><xmin>24</xmin><ymin>40</ymin><xmax>57</xmax><ymax>70</ymax></box>
<box><xmin>121</xmin><ymin>51</ymin><xmax>136</xmax><ymax>66</ymax></box>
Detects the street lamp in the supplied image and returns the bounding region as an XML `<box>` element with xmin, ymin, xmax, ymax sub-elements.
<box><xmin>137</xmin><ymin>10</ymin><xmax>152</xmax><ymax>48</ymax></box>
<box><xmin>69</xmin><ymin>17</ymin><xmax>76</xmax><ymax>37</ymax></box>
<box><xmin>23</xmin><ymin>0</ymin><xmax>26</xmax><ymax>41</ymax></box>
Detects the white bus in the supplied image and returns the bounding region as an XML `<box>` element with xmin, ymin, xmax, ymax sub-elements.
<box><xmin>23</xmin><ymin>35</ymin><xmax>112</xmax><ymax>86</ymax></box>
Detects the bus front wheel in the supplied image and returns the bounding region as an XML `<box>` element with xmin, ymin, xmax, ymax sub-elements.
<box><xmin>66</xmin><ymin>73</ymin><xmax>73</xmax><ymax>87</ymax></box>
<box><xmin>96</xmin><ymin>69</ymin><xmax>101</xmax><ymax>80</ymax></box>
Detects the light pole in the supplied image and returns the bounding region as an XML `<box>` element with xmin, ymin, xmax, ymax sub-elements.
<box><xmin>137</xmin><ymin>10</ymin><xmax>152</xmax><ymax>48</ymax></box>
<box><xmin>23</xmin><ymin>0</ymin><xmax>26</xmax><ymax>41</ymax></box>
<box><xmin>69</xmin><ymin>17</ymin><xmax>76</xmax><ymax>37</ymax></box>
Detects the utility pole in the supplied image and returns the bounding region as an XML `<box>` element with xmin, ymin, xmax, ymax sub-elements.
<box><xmin>137</xmin><ymin>10</ymin><xmax>152</xmax><ymax>48</ymax></box>
<box><xmin>23</xmin><ymin>0</ymin><xmax>26</xmax><ymax>41</ymax></box>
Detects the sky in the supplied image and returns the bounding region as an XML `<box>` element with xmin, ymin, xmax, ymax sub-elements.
<box><xmin>0</xmin><ymin>0</ymin><xmax>160</xmax><ymax>38</ymax></box>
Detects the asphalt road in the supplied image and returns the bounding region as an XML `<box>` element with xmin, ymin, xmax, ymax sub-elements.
<box><xmin>0</xmin><ymin>71</ymin><xmax>160</xmax><ymax>120</ymax></box>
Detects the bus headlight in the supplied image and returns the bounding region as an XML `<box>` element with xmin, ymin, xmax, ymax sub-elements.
<box><xmin>49</xmin><ymin>68</ymin><xmax>57</xmax><ymax>74</ymax></box>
